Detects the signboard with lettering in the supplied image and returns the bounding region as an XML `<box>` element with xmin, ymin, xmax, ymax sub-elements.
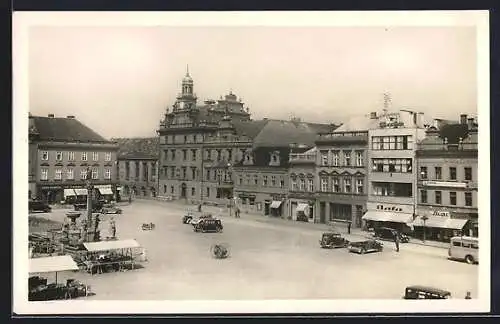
<box><xmin>422</xmin><ymin>181</ymin><xmax>467</xmax><ymax>188</ymax></box>
<box><xmin>432</xmin><ymin>210</ymin><xmax>450</xmax><ymax>217</ymax></box>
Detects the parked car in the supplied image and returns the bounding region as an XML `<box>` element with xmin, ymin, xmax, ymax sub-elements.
<box><xmin>373</xmin><ymin>227</ymin><xmax>410</xmax><ymax>243</ymax></box>
<box><xmin>403</xmin><ymin>285</ymin><xmax>451</xmax><ymax>299</ymax></box>
<box><xmin>29</xmin><ymin>200</ymin><xmax>51</xmax><ymax>213</ymax></box>
<box><xmin>319</xmin><ymin>232</ymin><xmax>349</xmax><ymax>249</ymax></box>
<box><xmin>190</xmin><ymin>213</ymin><xmax>213</xmax><ymax>226</ymax></box>
<box><xmin>448</xmin><ymin>236</ymin><xmax>479</xmax><ymax>264</ymax></box>
<box><xmin>100</xmin><ymin>205</ymin><xmax>122</xmax><ymax>214</ymax></box>
<box><xmin>193</xmin><ymin>219</ymin><xmax>223</xmax><ymax>233</ymax></box>
<box><xmin>348</xmin><ymin>239</ymin><xmax>383</xmax><ymax>254</ymax></box>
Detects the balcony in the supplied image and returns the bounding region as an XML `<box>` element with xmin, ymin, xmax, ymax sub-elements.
<box><xmin>289</xmin><ymin>153</ymin><xmax>316</xmax><ymax>163</ymax></box>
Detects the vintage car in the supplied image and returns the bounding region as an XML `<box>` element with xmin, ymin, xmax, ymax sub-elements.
<box><xmin>100</xmin><ymin>205</ymin><xmax>122</xmax><ymax>214</ymax></box>
<box><xmin>182</xmin><ymin>211</ymin><xmax>194</xmax><ymax>224</ymax></box>
<box><xmin>403</xmin><ymin>285</ymin><xmax>452</xmax><ymax>299</ymax></box>
<box><xmin>190</xmin><ymin>213</ymin><xmax>214</xmax><ymax>226</ymax></box>
<box><xmin>29</xmin><ymin>200</ymin><xmax>52</xmax><ymax>213</ymax></box>
<box><xmin>348</xmin><ymin>239</ymin><xmax>383</xmax><ymax>254</ymax></box>
<box><xmin>319</xmin><ymin>232</ymin><xmax>349</xmax><ymax>249</ymax></box>
<box><xmin>142</xmin><ymin>222</ymin><xmax>155</xmax><ymax>231</ymax></box>
<box><xmin>373</xmin><ymin>227</ymin><xmax>410</xmax><ymax>243</ymax></box>
<box><xmin>193</xmin><ymin>218</ymin><xmax>223</xmax><ymax>233</ymax></box>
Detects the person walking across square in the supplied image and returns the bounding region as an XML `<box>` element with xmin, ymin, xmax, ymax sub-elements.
<box><xmin>393</xmin><ymin>231</ymin><xmax>400</xmax><ymax>252</ymax></box>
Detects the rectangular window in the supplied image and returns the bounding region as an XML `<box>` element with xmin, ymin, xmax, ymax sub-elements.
<box><xmin>66</xmin><ymin>168</ymin><xmax>74</xmax><ymax>180</ymax></box>
<box><xmin>239</xmin><ymin>176</ymin><xmax>243</xmax><ymax>185</ymax></box>
<box><xmin>171</xmin><ymin>150</ymin><xmax>176</xmax><ymax>160</ymax></box>
<box><xmin>420</xmin><ymin>167</ymin><xmax>428</xmax><ymax>179</ymax></box>
<box><xmin>343</xmin><ymin>151</ymin><xmax>351</xmax><ymax>166</ymax></box>
<box><xmin>170</xmin><ymin>167</ymin><xmax>175</xmax><ymax>179</ymax></box>
<box><xmin>184</xmin><ymin>135</ymin><xmax>188</xmax><ymax>143</ymax></box>
<box><xmin>356</xmin><ymin>151</ymin><xmax>363</xmax><ymax>167</ymax></box>
<box><xmin>450</xmin><ymin>192</ymin><xmax>457</xmax><ymax>205</ymax></box>
<box><xmin>464</xmin><ymin>167</ymin><xmax>472</xmax><ymax>181</ymax></box>
<box><xmin>105</xmin><ymin>168</ymin><xmax>111</xmax><ymax>179</ymax></box>
<box><xmin>344</xmin><ymin>178</ymin><xmax>351</xmax><ymax>193</ymax></box>
<box><xmin>321</xmin><ymin>151</ymin><xmax>328</xmax><ymax>166</ymax></box>
<box><xmin>191</xmin><ymin>149</ymin><xmax>197</xmax><ymax>161</ymax></box>
<box><xmin>182</xmin><ymin>150</ymin><xmax>187</xmax><ymax>161</ymax></box>
<box><xmin>435</xmin><ymin>167</ymin><xmax>442</xmax><ymax>180</ymax></box>
<box><xmin>307</xmin><ymin>179</ymin><xmax>314</xmax><ymax>192</ymax></box>
<box><xmin>41</xmin><ymin>151</ymin><xmax>49</xmax><ymax>161</ymax></box>
<box><xmin>40</xmin><ymin>168</ymin><xmax>48</xmax><ymax>180</ymax></box>
<box><xmin>449</xmin><ymin>167</ymin><xmax>457</xmax><ymax>180</ymax></box>
<box><xmin>321</xmin><ymin>178</ymin><xmax>328</xmax><ymax>192</ymax></box>
<box><xmin>271</xmin><ymin>176</ymin><xmax>277</xmax><ymax>187</ymax></box>
<box><xmin>228</xmin><ymin>149</ymin><xmax>232</xmax><ymax>161</ymax></box>
<box><xmin>333</xmin><ymin>177</ymin><xmax>340</xmax><ymax>192</ymax></box>
<box><xmin>372</xmin><ymin>158</ymin><xmax>412</xmax><ymax>173</ymax></box>
<box><xmin>254</xmin><ymin>175</ymin><xmax>258</xmax><ymax>186</ymax></box>
<box><xmin>420</xmin><ymin>190</ymin><xmax>427</xmax><ymax>203</ymax></box>
<box><xmin>465</xmin><ymin>192</ymin><xmax>473</xmax><ymax>206</ymax></box>
<box><xmin>81</xmin><ymin>152</ymin><xmax>88</xmax><ymax>161</ymax></box>
<box><xmin>435</xmin><ymin>191</ymin><xmax>442</xmax><ymax>204</ymax></box>
<box><xmin>280</xmin><ymin>177</ymin><xmax>285</xmax><ymax>188</ymax></box>
<box><xmin>68</xmin><ymin>151</ymin><xmax>75</xmax><ymax>161</ymax></box>
<box><xmin>191</xmin><ymin>187</ymin><xmax>196</xmax><ymax>196</ymax></box>
<box><xmin>171</xmin><ymin>186</ymin><xmax>175</xmax><ymax>194</ymax></box>
<box><xmin>56</xmin><ymin>151</ymin><xmax>63</xmax><ymax>161</ymax></box>
<box><xmin>54</xmin><ymin>168</ymin><xmax>62</xmax><ymax>180</ymax></box>
<box><xmin>80</xmin><ymin>169</ymin><xmax>87</xmax><ymax>180</ymax></box>
<box><xmin>333</xmin><ymin>151</ymin><xmax>340</xmax><ymax>166</ymax></box>
<box><xmin>182</xmin><ymin>167</ymin><xmax>187</xmax><ymax>179</ymax></box>
<box><xmin>191</xmin><ymin>167</ymin><xmax>196</xmax><ymax>180</ymax></box>
<box><xmin>105</xmin><ymin>152</ymin><xmax>111</xmax><ymax>161</ymax></box>
<box><xmin>206</xmin><ymin>170</ymin><xmax>210</xmax><ymax>181</ymax></box>
<box><xmin>91</xmin><ymin>168</ymin><xmax>99</xmax><ymax>179</ymax></box>
<box><xmin>356</xmin><ymin>179</ymin><xmax>363</xmax><ymax>194</ymax></box>
<box><xmin>263</xmin><ymin>176</ymin><xmax>268</xmax><ymax>186</ymax></box>
<box><xmin>92</xmin><ymin>152</ymin><xmax>99</xmax><ymax>161</ymax></box>
<box><xmin>299</xmin><ymin>178</ymin><xmax>305</xmax><ymax>191</ymax></box>
<box><xmin>291</xmin><ymin>178</ymin><xmax>297</xmax><ymax>191</ymax></box>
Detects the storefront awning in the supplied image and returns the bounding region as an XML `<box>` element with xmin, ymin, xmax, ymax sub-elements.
<box><xmin>412</xmin><ymin>216</ymin><xmax>468</xmax><ymax>230</ymax></box>
<box><xmin>29</xmin><ymin>255</ymin><xmax>79</xmax><ymax>274</ymax></box>
<box><xmin>362</xmin><ymin>211</ymin><xmax>413</xmax><ymax>224</ymax></box>
<box><xmin>74</xmin><ymin>188</ymin><xmax>88</xmax><ymax>196</ymax></box>
<box><xmin>63</xmin><ymin>189</ymin><xmax>76</xmax><ymax>198</ymax></box>
<box><xmin>296</xmin><ymin>203</ymin><xmax>309</xmax><ymax>212</ymax></box>
<box><xmin>83</xmin><ymin>239</ymin><xmax>141</xmax><ymax>252</ymax></box>
<box><xmin>270</xmin><ymin>201</ymin><xmax>282</xmax><ymax>209</ymax></box>
<box><xmin>98</xmin><ymin>188</ymin><xmax>114</xmax><ymax>195</ymax></box>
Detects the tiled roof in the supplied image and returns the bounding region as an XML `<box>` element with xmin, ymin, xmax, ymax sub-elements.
<box><xmin>252</xmin><ymin>119</ymin><xmax>330</xmax><ymax>148</ymax></box>
<box><xmin>30</xmin><ymin>116</ymin><xmax>110</xmax><ymax>143</ymax></box>
<box><xmin>333</xmin><ymin>115</ymin><xmax>380</xmax><ymax>133</ymax></box>
<box><xmin>231</xmin><ymin>119</ymin><xmax>270</xmax><ymax>139</ymax></box>
<box><xmin>420</xmin><ymin>123</ymin><xmax>470</xmax><ymax>145</ymax></box>
<box><xmin>112</xmin><ymin>137</ymin><xmax>159</xmax><ymax>159</ymax></box>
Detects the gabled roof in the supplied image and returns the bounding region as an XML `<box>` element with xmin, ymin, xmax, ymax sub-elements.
<box><xmin>252</xmin><ymin>119</ymin><xmax>331</xmax><ymax>148</ymax></box>
<box><xmin>29</xmin><ymin>116</ymin><xmax>110</xmax><ymax>143</ymax></box>
<box><xmin>231</xmin><ymin>119</ymin><xmax>270</xmax><ymax>139</ymax></box>
<box><xmin>112</xmin><ymin>137</ymin><xmax>159</xmax><ymax>159</ymax></box>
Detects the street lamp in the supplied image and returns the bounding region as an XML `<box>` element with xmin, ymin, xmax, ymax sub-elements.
<box><xmin>421</xmin><ymin>215</ymin><xmax>429</xmax><ymax>242</ymax></box>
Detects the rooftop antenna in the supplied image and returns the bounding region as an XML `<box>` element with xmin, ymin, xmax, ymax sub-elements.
<box><xmin>383</xmin><ymin>92</ymin><xmax>392</xmax><ymax>116</ymax></box>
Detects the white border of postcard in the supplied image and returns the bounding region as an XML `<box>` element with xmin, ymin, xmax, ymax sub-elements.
<box><xmin>13</xmin><ymin>10</ymin><xmax>490</xmax><ymax>314</ymax></box>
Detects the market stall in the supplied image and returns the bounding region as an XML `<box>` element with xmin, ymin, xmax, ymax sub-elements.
<box><xmin>28</xmin><ymin>255</ymin><xmax>89</xmax><ymax>301</ymax></box>
<box><xmin>82</xmin><ymin>239</ymin><xmax>143</xmax><ymax>275</ymax></box>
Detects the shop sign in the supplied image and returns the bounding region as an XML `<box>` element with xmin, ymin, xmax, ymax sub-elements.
<box><xmin>432</xmin><ymin>210</ymin><xmax>450</xmax><ymax>217</ymax></box>
<box><xmin>422</xmin><ymin>181</ymin><xmax>466</xmax><ymax>188</ymax></box>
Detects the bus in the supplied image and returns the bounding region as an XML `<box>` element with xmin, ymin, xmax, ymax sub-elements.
<box><xmin>448</xmin><ymin>236</ymin><xmax>478</xmax><ymax>264</ymax></box>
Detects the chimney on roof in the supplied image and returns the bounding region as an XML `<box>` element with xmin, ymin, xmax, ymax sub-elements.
<box><xmin>467</xmin><ymin>117</ymin><xmax>475</xmax><ymax>129</ymax></box>
<box><xmin>460</xmin><ymin>114</ymin><xmax>467</xmax><ymax>124</ymax></box>
<box><xmin>370</xmin><ymin>112</ymin><xmax>377</xmax><ymax>119</ymax></box>
<box><xmin>48</xmin><ymin>114</ymin><xmax>55</xmax><ymax>118</ymax></box>
<box><xmin>67</xmin><ymin>115</ymin><xmax>75</xmax><ymax>119</ymax></box>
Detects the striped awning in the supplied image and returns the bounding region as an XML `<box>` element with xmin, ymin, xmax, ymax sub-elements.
<box><xmin>74</xmin><ymin>188</ymin><xmax>88</xmax><ymax>196</ymax></box>
<box><xmin>98</xmin><ymin>188</ymin><xmax>114</xmax><ymax>195</ymax></box>
<box><xmin>412</xmin><ymin>216</ymin><xmax>468</xmax><ymax>230</ymax></box>
<box><xmin>362</xmin><ymin>211</ymin><xmax>413</xmax><ymax>224</ymax></box>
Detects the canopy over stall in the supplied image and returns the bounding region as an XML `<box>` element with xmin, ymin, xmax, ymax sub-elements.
<box><xmin>296</xmin><ymin>203</ymin><xmax>309</xmax><ymax>213</ymax></box>
<box><xmin>29</xmin><ymin>255</ymin><xmax>79</xmax><ymax>284</ymax></box>
<box><xmin>95</xmin><ymin>185</ymin><xmax>114</xmax><ymax>195</ymax></box>
<box><xmin>270</xmin><ymin>201</ymin><xmax>282</xmax><ymax>209</ymax></box>
<box><xmin>63</xmin><ymin>189</ymin><xmax>76</xmax><ymax>198</ymax></box>
<box><xmin>74</xmin><ymin>188</ymin><xmax>88</xmax><ymax>196</ymax></box>
<box><xmin>362</xmin><ymin>211</ymin><xmax>413</xmax><ymax>224</ymax></box>
<box><xmin>83</xmin><ymin>239</ymin><xmax>140</xmax><ymax>252</ymax></box>
<box><xmin>412</xmin><ymin>216</ymin><xmax>468</xmax><ymax>230</ymax></box>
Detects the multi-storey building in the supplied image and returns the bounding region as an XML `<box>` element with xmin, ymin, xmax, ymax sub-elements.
<box><xmin>310</xmin><ymin>114</ymin><xmax>378</xmax><ymax>227</ymax></box>
<box><xmin>362</xmin><ymin>110</ymin><xmax>427</xmax><ymax>232</ymax></box>
<box><xmin>234</xmin><ymin>119</ymin><xmax>333</xmax><ymax>217</ymax></box>
<box><xmin>415</xmin><ymin>114</ymin><xmax>478</xmax><ymax>241</ymax></box>
<box><xmin>112</xmin><ymin>137</ymin><xmax>159</xmax><ymax>199</ymax></box>
<box><xmin>28</xmin><ymin>114</ymin><xmax>119</xmax><ymax>203</ymax></box>
<box><xmin>157</xmin><ymin>69</ymin><xmax>252</xmax><ymax>205</ymax></box>
<box><xmin>288</xmin><ymin>146</ymin><xmax>317</xmax><ymax>222</ymax></box>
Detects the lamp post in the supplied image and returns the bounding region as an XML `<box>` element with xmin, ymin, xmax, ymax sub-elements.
<box><xmin>85</xmin><ymin>167</ymin><xmax>93</xmax><ymax>224</ymax></box>
<box><xmin>226</xmin><ymin>162</ymin><xmax>232</xmax><ymax>216</ymax></box>
<box><xmin>422</xmin><ymin>215</ymin><xmax>428</xmax><ymax>242</ymax></box>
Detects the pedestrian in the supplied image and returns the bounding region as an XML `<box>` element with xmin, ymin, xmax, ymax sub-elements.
<box><xmin>394</xmin><ymin>231</ymin><xmax>400</xmax><ymax>252</ymax></box>
<box><xmin>128</xmin><ymin>195</ymin><xmax>132</xmax><ymax>204</ymax></box>
<box><xmin>465</xmin><ymin>291</ymin><xmax>472</xmax><ymax>299</ymax></box>
<box><xmin>347</xmin><ymin>222</ymin><xmax>351</xmax><ymax>234</ymax></box>
<box><xmin>198</xmin><ymin>203</ymin><xmax>202</xmax><ymax>212</ymax></box>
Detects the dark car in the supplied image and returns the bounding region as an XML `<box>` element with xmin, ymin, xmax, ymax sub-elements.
<box><xmin>374</xmin><ymin>227</ymin><xmax>410</xmax><ymax>243</ymax></box>
<box><xmin>193</xmin><ymin>219</ymin><xmax>223</xmax><ymax>233</ymax></box>
<box><xmin>182</xmin><ymin>212</ymin><xmax>194</xmax><ymax>224</ymax></box>
<box><xmin>319</xmin><ymin>232</ymin><xmax>349</xmax><ymax>249</ymax></box>
<box><xmin>100</xmin><ymin>204</ymin><xmax>122</xmax><ymax>214</ymax></box>
<box><xmin>403</xmin><ymin>285</ymin><xmax>451</xmax><ymax>299</ymax></box>
<box><xmin>348</xmin><ymin>239</ymin><xmax>384</xmax><ymax>254</ymax></box>
<box><xmin>29</xmin><ymin>200</ymin><xmax>51</xmax><ymax>213</ymax></box>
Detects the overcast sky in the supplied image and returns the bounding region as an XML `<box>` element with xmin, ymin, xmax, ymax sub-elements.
<box><xmin>28</xmin><ymin>25</ymin><xmax>477</xmax><ymax>138</ymax></box>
